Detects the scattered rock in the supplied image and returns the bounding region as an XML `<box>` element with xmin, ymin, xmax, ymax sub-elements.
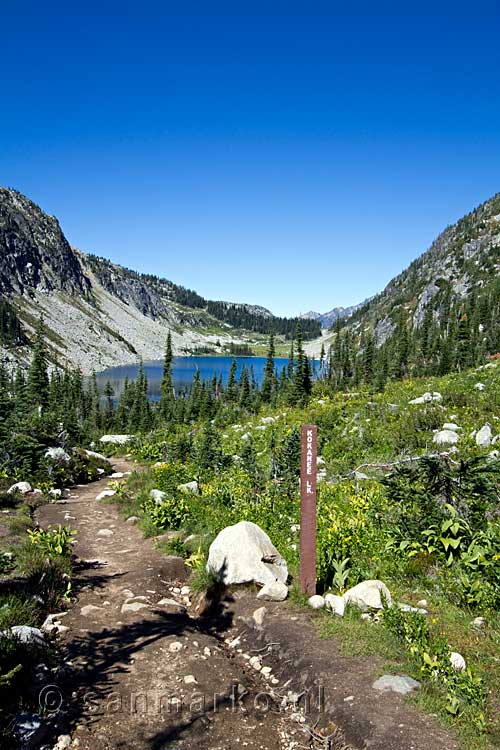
<box><xmin>183</xmin><ymin>674</ymin><xmax>197</xmax><ymax>685</ymax></box>
<box><xmin>97</xmin><ymin>528</ymin><xmax>114</xmax><ymax>537</ymax></box>
<box><xmin>409</xmin><ymin>391</ymin><xmax>442</xmax><ymax>405</ymax></box>
<box><xmin>10</xmin><ymin>626</ymin><xmax>45</xmax><ymax>647</ymax></box>
<box><xmin>8</xmin><ymin>481</ymin><xmax>32</xmax><ymax>495</ymax></box>
<box><xmin>206</xmin><ymin>521</ymin><xmax>288</xmax><ymax>586</ymax></box>
<box><xmin>96</xmin><ymin>490</ymin><xmax>116</xmax><ymax>501</ymax></box>
<box><xmin>80</xmin><ymin>605</ymin><xmax>102</xmax><ymax>617</ymax></box>
<box><xmin>324</xmin><ymin>593</ymin><xmax>345</xmax><ymax>617</ymax></box>
<box><xmin>150</xmin><ymin>488</ymin><xmax>167</xmax><ymax>503</ymax></box>
<box><xmin>256</xmin><ymin>581</ymin><xmax>288</xmax><ymax>601</ymax></box>
<box><xmin>372</xmin><ymin>674</ymin><xmax>421</xmax><ymax>695</ymax></box>
<box><xmin>48</xmin><ymin>488</ymin><xmax>62</xmax><ymax>499</ymax></box>
<box><xmin>99</xmin><ymin>434</ymin><xmax>132</xmax><ymax>444</ymax></box>
<box><xmin>168</xmin><ymin>641</ymin><xmax>183</xmax><ymax>653</ymax></box>
<box><xmin>343</xmin><ymin>580</ymin><xmax>392</xmax><ymax>611</ymax></box>
<box><xmin>54</xmin><ymin>734</ymin><xmax>72</xmax><ymax>750</ymax></box>
<box><xmin>177</xmin><ymin>481</ymin><xmax>200</xmax><ymax>495</ymax></box>
<box><xmin>474</xmin><ymin>382</ymin><xmax>486</xmax><ymax>391</ymax></box>
<box><xmin>180</xmin><ymin>585</ymin><xmax>191</xmax><ymax>596</ymax></box>
<box><xmin>476</xmin><ymin>423</ymin><xmax>493</xmax><ymax>448</ymax></box>
<box><xmin>450</xmin><ymin>651</ymin><xmax>466</xmax><ymax>671</ymax></box>
<box><xmin>416</xmin><ymin>599</ymin><xmax>428</xmax><ymax>608</ymax></box>
<box><xmin>472</xmin><ymin>616</ymin><xmax>486</xmax><ymax>630</ymax></box>
<box><xmin>433</xmin><ymin>429</ymin><xmax>459</xmax><ymax>445</ymax></box>
<box><xmin>110</xmin><ymin>472</ymin><xmax>125</xmax><ymax>478</ymax></box>
<box><xmin>261</xmin><ymin>416</ymin><xmax>276</xmax><ymax>424</ymax></box>
<box><xmin>399</xmin><ymin>603</ymin><xmax>428</xmax><ymax>615</ymax></box>
<box><xmin>126</xmin><ymin>516</ymin><xmax>139</xmax><ymax>524</ymax></box>
<box><xmin>252</xmin><ymin>606</ymin><xmax>267</xmax><ymax>627</ymax></box>
<box><xmin>45</xmin><ymin>447</ymin><xmax>71</xmax><ymax>464</ymax></box>
<box><xmin>121</xmin><ymin>601</ymin><xmax>149</xmax><ymax>614</ymax></box>
<box><xmin>308</xmin><ymin>595</ymin><xmax>325</xmax><ymax>609</ymax></box>
<box><xmin>442</xmin><ymin>423</ymin><xmax>460</xmax><ymax>432</ymax></box>
<box><xmin>84</xmin><ymin>449</ymin><xmax>109</xmax><ymax>461</ymax></box>
<box><xmin>12</xmin><ymin>712</ymin><xmax>47</xmax><ymax>748</ymax></box>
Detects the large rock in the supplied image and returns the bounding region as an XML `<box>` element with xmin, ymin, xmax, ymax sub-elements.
<box><xmin>433</xmin><ymin>429</ymin><xmax>459</xmax><ymax>445</ymax></box>
<box><xmin>343</xmin><ymin>580</ymin><xmax>392</xmax><ymax>611</ymax></box>
<box><xmin>476</xmin><ymin>423</ymin><xmax>493</xmax><ymax>448</ymax></box>
<box><xmin>12</xmin><ymin>712</ymin><xmax>48</xmax><ymax>749</ymax></box>
<box><xmin>99</xmin><ymin>434</ymin><xmax>132</xmax><ymax>444</ymax></box>
<box><xmin>85</xmin><ymin>449</ymin><xmax>110</xmax><ymax>462</ymax></box>
<box><xmin>8</xmin><ymin>481</ymin><xmax>32</xmax><ymax>495</ymax></box>
<box><xmin>206</xmin><ymin>521</ymin><xmax>288</xmax><ymax>585</ymax></box>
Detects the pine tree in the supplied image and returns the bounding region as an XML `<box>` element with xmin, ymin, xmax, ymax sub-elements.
<box><xmin>159</xmin><ymin>332</ymin><xmax>175</xmax><ymax>420</ymax></box>
<box><xmin>27</xmin><ymin>317</ymin><xmax>49</xmax><ymax>410</ymax></box>
<box><xmin>260</xmin><ymin>334</ymin><xmax>276</xmax><ymax>403</ymax></box>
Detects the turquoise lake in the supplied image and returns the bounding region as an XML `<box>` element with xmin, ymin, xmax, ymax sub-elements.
<box><xmin>94</xmin><ymin>356</ymin><xmax>315</xmax><ymax>400</ymax></box>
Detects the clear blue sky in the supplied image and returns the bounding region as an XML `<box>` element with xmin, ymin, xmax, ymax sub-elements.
<box><xmin>1</xmin><ymin>1</ymin><xmax>500</xmax><ymax>316</ymax></box>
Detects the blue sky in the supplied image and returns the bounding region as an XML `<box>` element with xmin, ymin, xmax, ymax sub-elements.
<box><xmin>1</xmin><ymin>1</ymin><xmax>500</xmax><ymax>316</ymax></box>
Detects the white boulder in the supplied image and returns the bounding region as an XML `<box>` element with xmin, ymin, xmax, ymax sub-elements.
<box><xmin>308</xmin><ymin>595</ymin><xmax>325</xmax><ymax>609</ymax></box>
<box><xmin>11</xmin><ymin>626</ymin><xmax>46</xmax><ymax>647</ymax></box>
<box><xmin>343</xmin><ymin>580</ymin><xmax>392</xmax><ymax>611</ymax></box>
<box><xmin>45</xmin><ymin>447</ymin><xmax>70</xmax><ymax>464</ymax></box>
<box><xmin>476</xmin><ymin>423</ymin><xmax>493</xmax><ymax>448</ymax></box>
<box><xmin>450</xmin><ymin>651</ymin><xmax>466</xmax><ymax>672</ymax></box>
<box><xmin>474</xmin><ymin>382</ymin><xmax>486</xmax><ymax>391</ymax></box>
<box><xmin>7</xmin><ymin>481</ymin><xmax>32</xmax><ymax>495</ymax></box>
<box><xmin>99</xmin><ymin>434</ymin><xmax>132</xmax><ymax>445</ymax></box>
<box><xmin>85</xmin><ymin>449</ymin><xmax>109</xmax><ymax>462</ymax></box>
<box><xmin>409</xmin><ymin>391</ymin><xmax>442</xmax><ymax>405</ymax></box>
<box><xmin>256</xmin><ymin>581</ymin><xmax>288</xmax><ymax>601</ymax></box>
<box><xmin>150</xmin><ymin>489</ymin><xmax>167</xmax><ymax>503</ymax></box>
<box><xmin>206</xmin><ymin>521</ymin><xmax>288</xmax><ymax>586</ymax></box>
<box><xmin>324</xmin><ymin>593</ymin><xmax>345</xmax><ymax>616</ymax></box>
<box><xmin>177</xmin><ymin>481</ymin><xmax>200</xmax><ymax>495</ymax></box>
<box><xmin>96</xmin><ymin>490</ymin><xmax>116</xmax><ymax>501</ymax></box>
<box><xmin>442</xmin><ymin>423</ymin><xmax>460</xmax><ymax>432</ymax></box>
<box><xmin>433</xmin><ymin>429</ymin><xmax>459</xmax><ymax>445</ymax></box>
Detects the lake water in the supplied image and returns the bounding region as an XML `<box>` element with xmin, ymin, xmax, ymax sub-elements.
<box><xmin>94</xmin><ymin>356</ymin><xmax>306</xmax><ymax>400</ymax></box>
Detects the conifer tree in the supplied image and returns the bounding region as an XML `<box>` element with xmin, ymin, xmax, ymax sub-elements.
<box><xmin>261</xmin><ymin>333</ymin><xmax>276</xmax><ymax>403</ymax></box>
<box><xmin>159</xmin><ymin>332</ymin><xmax>175</xmax><ymax>420</ymax></box>
<box><xmin>27</xmin><ymin>318</ymin><xmax>49</xmax><ymax>410</ymax></box>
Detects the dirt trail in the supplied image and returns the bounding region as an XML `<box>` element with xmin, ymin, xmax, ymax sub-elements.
<box><xmin>36</xmin><ymin>460</ymin><xmax>457</xmax><ymax>750</ymax></box>
<box><xmin>37</xmin><ymin>460</ymin><xmax>303</xmax><ymax>750</ymax></box>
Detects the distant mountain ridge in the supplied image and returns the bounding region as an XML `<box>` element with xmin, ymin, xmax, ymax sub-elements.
<box><xmin>301</xmin><ymin>302</ymin><xmax>365</xmax><ymax>329</ymax></box>
<box><xmin>0</xmin><ymin>187</ymin><xmax>320</xmax><ymax>373</ymax></box>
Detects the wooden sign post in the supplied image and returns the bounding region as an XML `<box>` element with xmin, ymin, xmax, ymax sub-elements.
<box><xmin>300</xmin><ymin>424</ymin><xmax>317</xmax><ymax>595</ymax></box>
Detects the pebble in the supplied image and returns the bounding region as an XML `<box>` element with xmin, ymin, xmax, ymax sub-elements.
<box><xmin>169</xmin><ymin>642</ymin><xmax>183</xmax><ymax>653</ymax></box>
<box><xmin>80</xmin><ymin>605</ymin><xmax>102</xmax><ymax>617</ymax></box>
<box><xmin>183</xmin><ymin>675</ymin><xmax>197</xmax><ymax>685</ymax></box>
<box><xmin>97</xmin><ymin>529</ymin><xmax>114</xmax><ymax>537</ymax></box>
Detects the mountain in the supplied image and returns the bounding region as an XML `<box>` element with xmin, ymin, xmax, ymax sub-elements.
<box><xmin>0</xmin><ymin>187</ymin><xmax>320</xmax><ymax>373</ymax></box>
<box><xmin>310</xmin><ymin>192</ymin><xmax>500</xmax><ymax>377</ymax></box>
<box><xmin>301</xmin><ymin>303</ymin><xmax>364</xmax><ymax>329</ymax></box>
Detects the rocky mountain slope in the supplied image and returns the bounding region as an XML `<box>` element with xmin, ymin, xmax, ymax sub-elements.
<box><xmin>307</xmin><ymin>192</ymin><xmax>500</xmax><ymax>357</ymax></box>
<box><xmin>0</xmin><ymin>188</ymin><xmax>318</xmax><ymax>373</ymax></box>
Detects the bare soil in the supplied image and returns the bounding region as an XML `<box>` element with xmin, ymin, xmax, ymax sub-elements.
<box><xmin>36</xmin><ymin>459</ymin><xmax>458</xmax><ymax>750</ymax></box>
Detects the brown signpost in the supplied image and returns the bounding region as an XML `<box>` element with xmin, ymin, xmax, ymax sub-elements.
<box><xmin>300</xmin><ymin>423</ymin><xmax>317</xmax><ymax>595</ymax></box>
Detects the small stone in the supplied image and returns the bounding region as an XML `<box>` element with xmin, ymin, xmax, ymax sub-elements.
<box><xmin>360</xmin><ymin>613</ymin><xmax>372</xmax><ymax>622</ymax></box>
<box><xmin>252</xmin><ymin>606</ymin><xmax>267</xmax><ymax>627</ymax></box>
<box><xmin>372</xmin><ymin>674</ymin><xmax>420</xmax><ymax>695</ymax></box>
<box><xmin>416</xmin><ymin>599</ymin><xmax>428</xmax><ymax>608</ymax></box>
<box><xmin>96</xmin><ymin>490</ymin><xmax>116</xmax><ymax>501</ymax></box>
<box><xmin>169</xmin><ymin>641</ymin><xmax>183</xmax><ymax>653</ymax></box>
<box><xmin>260</xmin><ymin>666</ymin><xmax>272</xmax><ymax>677</ymax></box>
<box><xmin>97</xmin><ymin>529</ymin><xmax>114</xmax><ymax>537</ymax></box>
<box><xmin>257</xmin><ymin>581</ymin><xmax>288</xmax><ymax>602</ymax></box>
<box><xmin>203</xmin><ymin>646</ymin><xmax>211</xmax><ymax>656</ymax></box>
<box><xmin>126</xmin><ymin>516</ymin><xmax>139</xmax><ymax>524</ymax></box>
<box><xmin>308</xmin><ymin>595</ymin><xmax>325</xmax><ymax>609</ymax></box>
<box><xmin>121</xmin><ymin>601</ymin><xmax>149</xmax><ymax>614</ymax></box>
<box><xmin>80</xmin><ymin>605</ymin><xmax>102</xmax><ymax>617</ymax></box>
<box><xmin>183</xmin><ymin>674</ymin><xmax>197</xmax><ymax>685</ymax></box>
<box><xmin>54</xmin><ymin>734</ymin><xmax>72</xmax><ymax>750</ymax></box>
<box><xmin>180</xmin><ymin>586</ymin><xmax>191</xmax><ymax>596</ymax></box>
<box><xmin>472</xmin><ymin>616</ymin><xmax>486</xmax><ymax>629</ymax></box>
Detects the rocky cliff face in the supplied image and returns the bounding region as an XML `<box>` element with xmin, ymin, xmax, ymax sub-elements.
<box><xmin>0</xmin><ymin>188</ymin><xmax>90</xmax><ymax>297</ymax></box>
<box><xmin>347</xmin><ymin>193</ymin><xmax>500</xmax><ymax>339</ymax></box>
